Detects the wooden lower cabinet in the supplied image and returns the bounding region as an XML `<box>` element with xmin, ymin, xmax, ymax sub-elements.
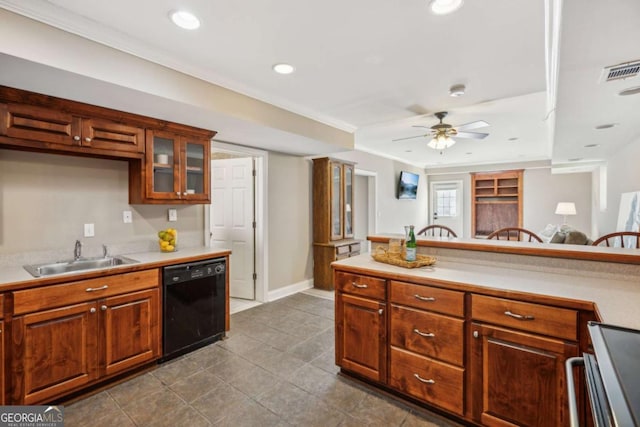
<box><xmin>13</xmin><ymin>302</ymin><xmax>99</xmax><ymax>404</ymax></box>
<box><xmin>336</xmin><ymin>292</ymin><xmax>386</xmax><ymax>383</ymax></box>
<box><xmin>469</xmin><ymin>323</ymin><xmax>578</xmax><ymax>427</ymax></box>
<box><xmin>11</xmin><ymin>274</ymin><xmax>161</xmax><ymax>404</ymax></box>
<box><xmin>335</xmin><ymin>267</ymin><xmax>589</xmax><ymax>427</ymax></box>
<box><xmin>102</xmin><ymin>289</ymin><xmax>160</xmax><ymax>377</ymax></box>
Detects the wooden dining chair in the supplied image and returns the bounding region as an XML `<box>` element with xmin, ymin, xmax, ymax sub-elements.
<box><xmin>591</xmin><ymin>231</ymin><xmax>640</xmax><ymax>248</ymax></box>
<box><xmin>417</xmin><ymin>224</ymin><xmax>458</xmax><ymax>238</ymax></box>
<box><xmin>486</xmin><ymin>227</ymin><xmax>542</xmax><ymax>242</ymax></box>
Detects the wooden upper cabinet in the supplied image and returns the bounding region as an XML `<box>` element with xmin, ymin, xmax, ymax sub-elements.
<box><xmin>0</xmin><ymin>102</ymin><xmax>144</xmax><ymax>155</ymax></box>
<box><xmin>129</xmin><ymin>129</ymin><xmax>212</xmax><ymax>204</ymax></box>
<box><xmin>471</xmin><ymin>170</ymin><xmax>523</xmax><ymax>238</ymax></box>
<box><xmin>313</xmin><ymin>157</ymin><xmax>356</xmax><ymax>242</ymax></box>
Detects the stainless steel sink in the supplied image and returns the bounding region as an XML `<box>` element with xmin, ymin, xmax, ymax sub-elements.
<box><xmin>24</xmin><ymin>255</ymin><xmax>139</xmax><ymax>278</ymax></box>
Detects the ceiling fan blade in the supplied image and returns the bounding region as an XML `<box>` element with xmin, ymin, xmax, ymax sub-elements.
<box><xmin>456</xmin><ymin>120</ymin><xmax>489</xmax><ymax>131</ymax></box>
<box><xmin>392</xmin><ymin>134</ymin><xmax>428</xmax><ymax>142</ymax></box>
<box><xmin>455</xmin><ymin>131</ymin><xmax>489</xmax><ymax>140</ymax></box>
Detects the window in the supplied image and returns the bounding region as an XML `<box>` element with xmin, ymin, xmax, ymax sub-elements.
<box><xmin>436</xmin><ymin>189</ymin><xmax>457</xmax><ymax>217</ymax></box>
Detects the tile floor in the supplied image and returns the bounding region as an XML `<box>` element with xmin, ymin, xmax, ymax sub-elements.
<box><xmin>64</xmin><ymin>292</ymin><xmax>462</xmax><ymax>426</ymax></box>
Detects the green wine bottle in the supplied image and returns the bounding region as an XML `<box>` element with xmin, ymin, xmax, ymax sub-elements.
<box><xmin>405</xmin><ymin>225</ymin><xmax>417</xmax><ymax>261</ymax></box>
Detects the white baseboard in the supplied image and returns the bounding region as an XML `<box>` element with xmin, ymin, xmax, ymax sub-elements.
<box><xmin>267</xmin><ymin>279</ymin><xmax>313</xmax><ymax>302</ymax></box>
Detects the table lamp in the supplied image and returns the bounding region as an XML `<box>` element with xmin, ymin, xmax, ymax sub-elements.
<box><xmin>555</xmin><ymin>202</ymin><xmax>577</xmax><ymax>225</ymax></box>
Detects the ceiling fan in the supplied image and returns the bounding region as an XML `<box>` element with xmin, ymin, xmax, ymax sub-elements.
<box><xmin>393</xmin><ymin>111</ymin><xmax>489</xmax><ymax>150</ymax></box>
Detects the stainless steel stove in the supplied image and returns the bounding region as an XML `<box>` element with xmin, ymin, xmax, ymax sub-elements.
<box><xmin>566</xmin><ymin>322</ymin><xmax>640</xmax><ymax>427</ymax></box>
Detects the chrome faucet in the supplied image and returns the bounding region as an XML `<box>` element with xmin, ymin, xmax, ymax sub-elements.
<box><xmin>74</xmin><ymin>240</ymin><xmax>82</xmax><ymax>261</ymax></box>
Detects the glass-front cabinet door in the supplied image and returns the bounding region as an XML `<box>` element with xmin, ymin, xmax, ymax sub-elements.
<box><xmin>182</xmin><ymin>138</ymin><xmax>210</xmax><ymax>202</ymax></box>
<box><xmin>330</xmin><ymin>162</ymin><xmax>343</xmax><ymax>240</ymax></box>
<box><xmin>147</xmin><ymin>130</ymin><xmax>179</xmax><ymax>199</ymax></box>
<box><xmin>343</xmin><ymin>164</ymin><xmax>354</xmax><ymax>239</ymax></box>
<box><xmin>145</xmin><ymin>130</ymin><xmax>210</xmax><ymax>202</ymax></box>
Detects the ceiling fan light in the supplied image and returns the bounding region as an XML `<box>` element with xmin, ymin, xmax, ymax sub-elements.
<box><xmin>427</xmin><ymin>135</ymin><xmax>455</xmax><ymax>150</ymax></box>
<box><xmin>429</xmin><ymin>0</ymin><xmax>464</xmax><ymax>15</ymax></box>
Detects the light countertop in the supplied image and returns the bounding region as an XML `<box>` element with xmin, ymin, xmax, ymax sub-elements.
<box><xmin>0</xmin><ymin>246</ymin><xmax>231</xmax><ymax>290</ymax></box>
<box><xmin>333</xmin><ymin>254</ymin><xmax>640</xmax><ymax>330</ymax></box>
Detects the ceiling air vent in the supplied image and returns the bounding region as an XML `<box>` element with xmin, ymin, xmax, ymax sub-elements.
<box><xmin>600</xmin><ymin>60</ymin><xmax>640</xmax><ymax>82</ymax></box>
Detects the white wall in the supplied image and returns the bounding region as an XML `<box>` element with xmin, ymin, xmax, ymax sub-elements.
<box><xmin>0</xmin><ymin>149</ymin><xmax>204</xmax><ymax>264</ymax></box>
<box><xmin>267</xmin><ymin>152</ymin><xmax>313</xmax><ymax>291</ymax></box>
<box><xmin>597</xmin><ymin>137</ymin><xmax>640</xmax><ymax>234</ymax></box>
<box><xmin>427</xmin><ymin>167</ymin><xmax>593</xmax><ymax>239</ymax></box>
<box><xmin>332</xmin><ymin>151</ymin><xmax>428</xmax><ymax>234</ymax></box>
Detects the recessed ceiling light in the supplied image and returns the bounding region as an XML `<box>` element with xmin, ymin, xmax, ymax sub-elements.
<box><xmin>429</xmin><ymin>0</ymin><xmax>464</xmax><ymax>15</ymax></box>
<box><xmin>584</xmin><ymin>144</ymin><xmax>600</xmax><ymax>148</ymax></box>
<box><xmin>272</xmin><ymin>63</ymin><xmax>295</xmax><ymax>75</ymax></box>
<box><xmin>449</xmin><ymin>84</ymin><xmax>465</xmax><ymax>97</ymax></box>
<box><xmin>170</xmin><ymin>10</ymin><xmax>200</xmax><ymax>30</ymax></box>
<box><xmin>619</xmin><ymin>86</ymin><xmax>640</xmax><ymax>96</ymax></box>
<box><xmin>594</xmin><ymin>123</ymin><xmax>618</xmax><ymax>130</ymax></box>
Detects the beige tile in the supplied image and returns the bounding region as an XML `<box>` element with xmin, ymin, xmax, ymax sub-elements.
<box><xmin>121</xmin><ymin>388</ymin><xmax>187</xmax><ymax>426</ymax></box>
<box><xmin>152</xmin><ymin>355</ymin><xmax>204</xmax><ymax>385</ymax></box>
<box><xmin>169</xmin><ymin>369</ymin><xmax>224</xmax><ymax>402</ymax></box>
<box><xmin>107</xmin><ymin>373</ymin><xmax>164</xmax><ymax>407</ymax></box>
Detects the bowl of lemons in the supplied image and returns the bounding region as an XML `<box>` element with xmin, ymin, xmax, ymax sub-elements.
<box><xmin>158</xmin><ymin>228</ymin><xmax>178</xmax><ymax>252</ymax></box>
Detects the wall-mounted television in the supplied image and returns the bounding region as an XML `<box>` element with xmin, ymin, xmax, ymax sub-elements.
<box><xmin>397</xmin><ymin>171</ymin><xmax>419</xmax><ymax>199</ymax></box>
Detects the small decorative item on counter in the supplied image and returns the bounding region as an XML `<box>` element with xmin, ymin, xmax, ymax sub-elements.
<box><xmin>371</xmin><ymin>246</ymin><xmax>435</xmax><ymax>269</ymax></box>
<box><xmin>405</xmin><ymin>225</ymin><xmax>417</xmax><ymax>261</ymax></box>
<box><xmin>158</xmin><ymin>228</ymin><xmax>178</xmax><ymax>252</ymax></box>
<box><xmin>388</xmin><ymin>238</ymin><xmax>402</xmax><ymax>255</ymax></box>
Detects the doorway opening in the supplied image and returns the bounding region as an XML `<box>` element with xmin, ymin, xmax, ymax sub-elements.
<box><xmin>354</xmin><ymin>169</ymin><xmax>377</xmax><ymax>253</ymax></box>
<box><xmin>205</xmin><ymin>141</ymin><xmax>268</xmax><ymax>313</ymax></box>
<box><xmin>429</xmin><ymin>180</ymin><xmax>463</xmax><ymax>238</ymax></box>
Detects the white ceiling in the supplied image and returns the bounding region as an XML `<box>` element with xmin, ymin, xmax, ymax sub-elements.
<box><xmin>0</xmin><ymin>0</ymin><xmax>639</xmax><ymax>169</ymax></box>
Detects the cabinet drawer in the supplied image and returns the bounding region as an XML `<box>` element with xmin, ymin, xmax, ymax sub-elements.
<box><xmin>350</xmin><ymin>243</ymin><xmax>361</xmax><ymax>253</ymax></box>
<box><xmin>471</xmin><ymin>294</ymin><xmax>577</xmax><ymax>341</ymax></box>
<box><xmin>335</xmin><ymin>272</ymin><xmax>386</xmax><ymax>300</ymax></box>
<box><xmin>390</xmin><ymin>281</ymin><xmax>464</xmax><ymax>317</ymax></box>
<box><xmin>390</xmin><ymin>305</ymin><xmax>464</xmax><ymax>366</ymax></box>
<box><xmin>389</xmin><ymin>347</ymin><xmax>464</xmax><ymax>416</ymax></box>
<box><xmin>13</xmin><ymin>269</ymin><xmax>159</xmax><ymax>315</ymax></box>
<box><xmin>336</xmin><ymin>245</ymin><xmax>350</xmax><ymax>255</ymax></box>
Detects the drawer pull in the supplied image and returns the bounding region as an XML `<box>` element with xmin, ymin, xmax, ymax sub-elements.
<box><xmin>86</xmin><ymin>285</ymin><xmax>109</xmax><ymax>292</ymax></box>
<box><xmin>414</xmin><ymin>294</ymin><xmax>435</xmax><ymax>302</ymax></box>
<box><xmin>413</xmin><ymin>374</ymin><xmax>435</xmax><ymax>384</ymax></box>
<box><xmin>352</xmin><ymin>282</ymin><xmax>368</xmax><ymax>289</ymax></box>
<box><xmin>378</xmin><ymin>308</ymin><xmax>384</xmax><ymax>315</ymax></box>
<box><xmin>504</xmin><ymin>310</ymin><xmax>535</xmax><ymax>321</ymax></box>
<box><xmin>90</xmin><ymin>307</ymin><xmax>96</xmax><ymax>314</ymax></box>
<box><xmin>413</xmin><ymin>328</ymin><xmax>435</xmax><ymax>338</ymax></box>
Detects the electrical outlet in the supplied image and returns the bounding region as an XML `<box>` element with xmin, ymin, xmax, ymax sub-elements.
<box><xmin>84</xmin><ymin>223</ymin><xmax>95</xmax><ymax>237</ymax></box>
<box><xmin>123</xmin><ymin>210</ymin><xmax>133</xmax><ymax>223</ymax></box>
<box><xmin>168</xmin><ymin>208</ymin><xmax>177</xmax><ymax>222</ymax></box>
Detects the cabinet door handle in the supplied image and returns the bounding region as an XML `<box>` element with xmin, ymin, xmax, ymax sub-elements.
<box><xmin>504</xmin><ymin>310</ymin><xmax>535</xmax><ymax>321</ymax></box>
<box><xmin>378</xmin><ymin>308</ymin><xmax>384</xmax><ymax>315</ymax></box>
<box><xmin>414</xmin><ymin>294</ymin><xmax>435</xmax><ymax>302</ymax></box>
<box><xmin>90</xmin><ymin>307</ymin><xmax>96</xmax><ymax>313</ymax></box>
<box><xmin>101</xmin><ymin>305</ymin><xmax>107</xmax><ymax>311</ymax></box>
<box><xmin>473</xmin><ymin>330</ymin><xmax>479</xmax><ymax>339</ymax></box>
<box><xmin>73</xmin><ymin>135</ymin><xmax>81</xmax><ymax>141</ymax></box>
<box><xmin>85</xmin><ymin>137</ymin><xmax>92</xmax><ymax>143</ymax></box>
<box><xmin>351</xmin><ymin>282</ymin><xmax>368</xmax><ymax>289</ymax></box>
<box><xmin>413</xmin><ymin>374</ymin><xmax>435</xmax><ymax>384</ymax></box>
<box><xmin>413</xmin><ymin>328</ymin><xmax>435</xmax><ymax>338</ymax></box>
<box><xmin>86</xmin><ymin>285</ymin><xmax>108</xmax><ymax>292</ymax></box>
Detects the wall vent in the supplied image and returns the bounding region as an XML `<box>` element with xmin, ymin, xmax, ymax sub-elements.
<box><xmin>600</xmin><ymin>60</ymin><xmax>640</xmax><ymax>82</ymax></box>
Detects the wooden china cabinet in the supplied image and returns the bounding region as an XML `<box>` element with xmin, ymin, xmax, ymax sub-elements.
<box><xmin>471</xmin><ymin>170</ymin><xmax>523</xmax><ymax>238</ymax></box>
<box><xmin>312</xmin><ymin>157</ymin><xmax>360</xmax><ymax>290</ymax></box>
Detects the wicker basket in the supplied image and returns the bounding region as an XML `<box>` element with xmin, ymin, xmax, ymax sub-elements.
<box><xmin>371</xmin><ymin>246</ymin><xmax>436</xmax><ymax>269</ymax></box>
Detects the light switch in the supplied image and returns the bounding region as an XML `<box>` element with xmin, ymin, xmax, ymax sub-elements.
<box><xmin>84</xmin><ymin>223</ymin><xmax>95</xmax><ymax>237</ymax></box>
<box><xmin>168</xmin><ymin>209</ymin><xmax>177</xmax><ymax>222</ymax></box>
<box><xmin>123</xmin><ymin>210</ymin><xmax>133</xmax><ymax>223</ymax></box>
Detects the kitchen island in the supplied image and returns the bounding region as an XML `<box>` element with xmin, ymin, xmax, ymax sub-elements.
<box><xmin>333</xmin><ymin>236</ymin><xmax>640</xmax><ymax>426</ymax></box>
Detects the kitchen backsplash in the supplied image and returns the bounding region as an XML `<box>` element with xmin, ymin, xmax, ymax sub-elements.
<box><xmin>0</xmin><ymin>150</ymin><xmax>205</xmax><ymax>265</ymax></box>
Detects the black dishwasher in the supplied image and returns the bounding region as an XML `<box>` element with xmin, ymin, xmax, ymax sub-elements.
<box><xmin>162</xmin><ymin>258</ymin><xmax>226</xmax><ymax>361</ymax></box>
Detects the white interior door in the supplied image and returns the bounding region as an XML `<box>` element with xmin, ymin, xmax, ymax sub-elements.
<box><xmin>211</xmin><ymin>157</ymin><xmax>255</xmax><ymax>299</ymax></box>
<box><xmin>430</xmin><ymin>180</ymin><xmax>463</xmax><ymax>237</ymax></box>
